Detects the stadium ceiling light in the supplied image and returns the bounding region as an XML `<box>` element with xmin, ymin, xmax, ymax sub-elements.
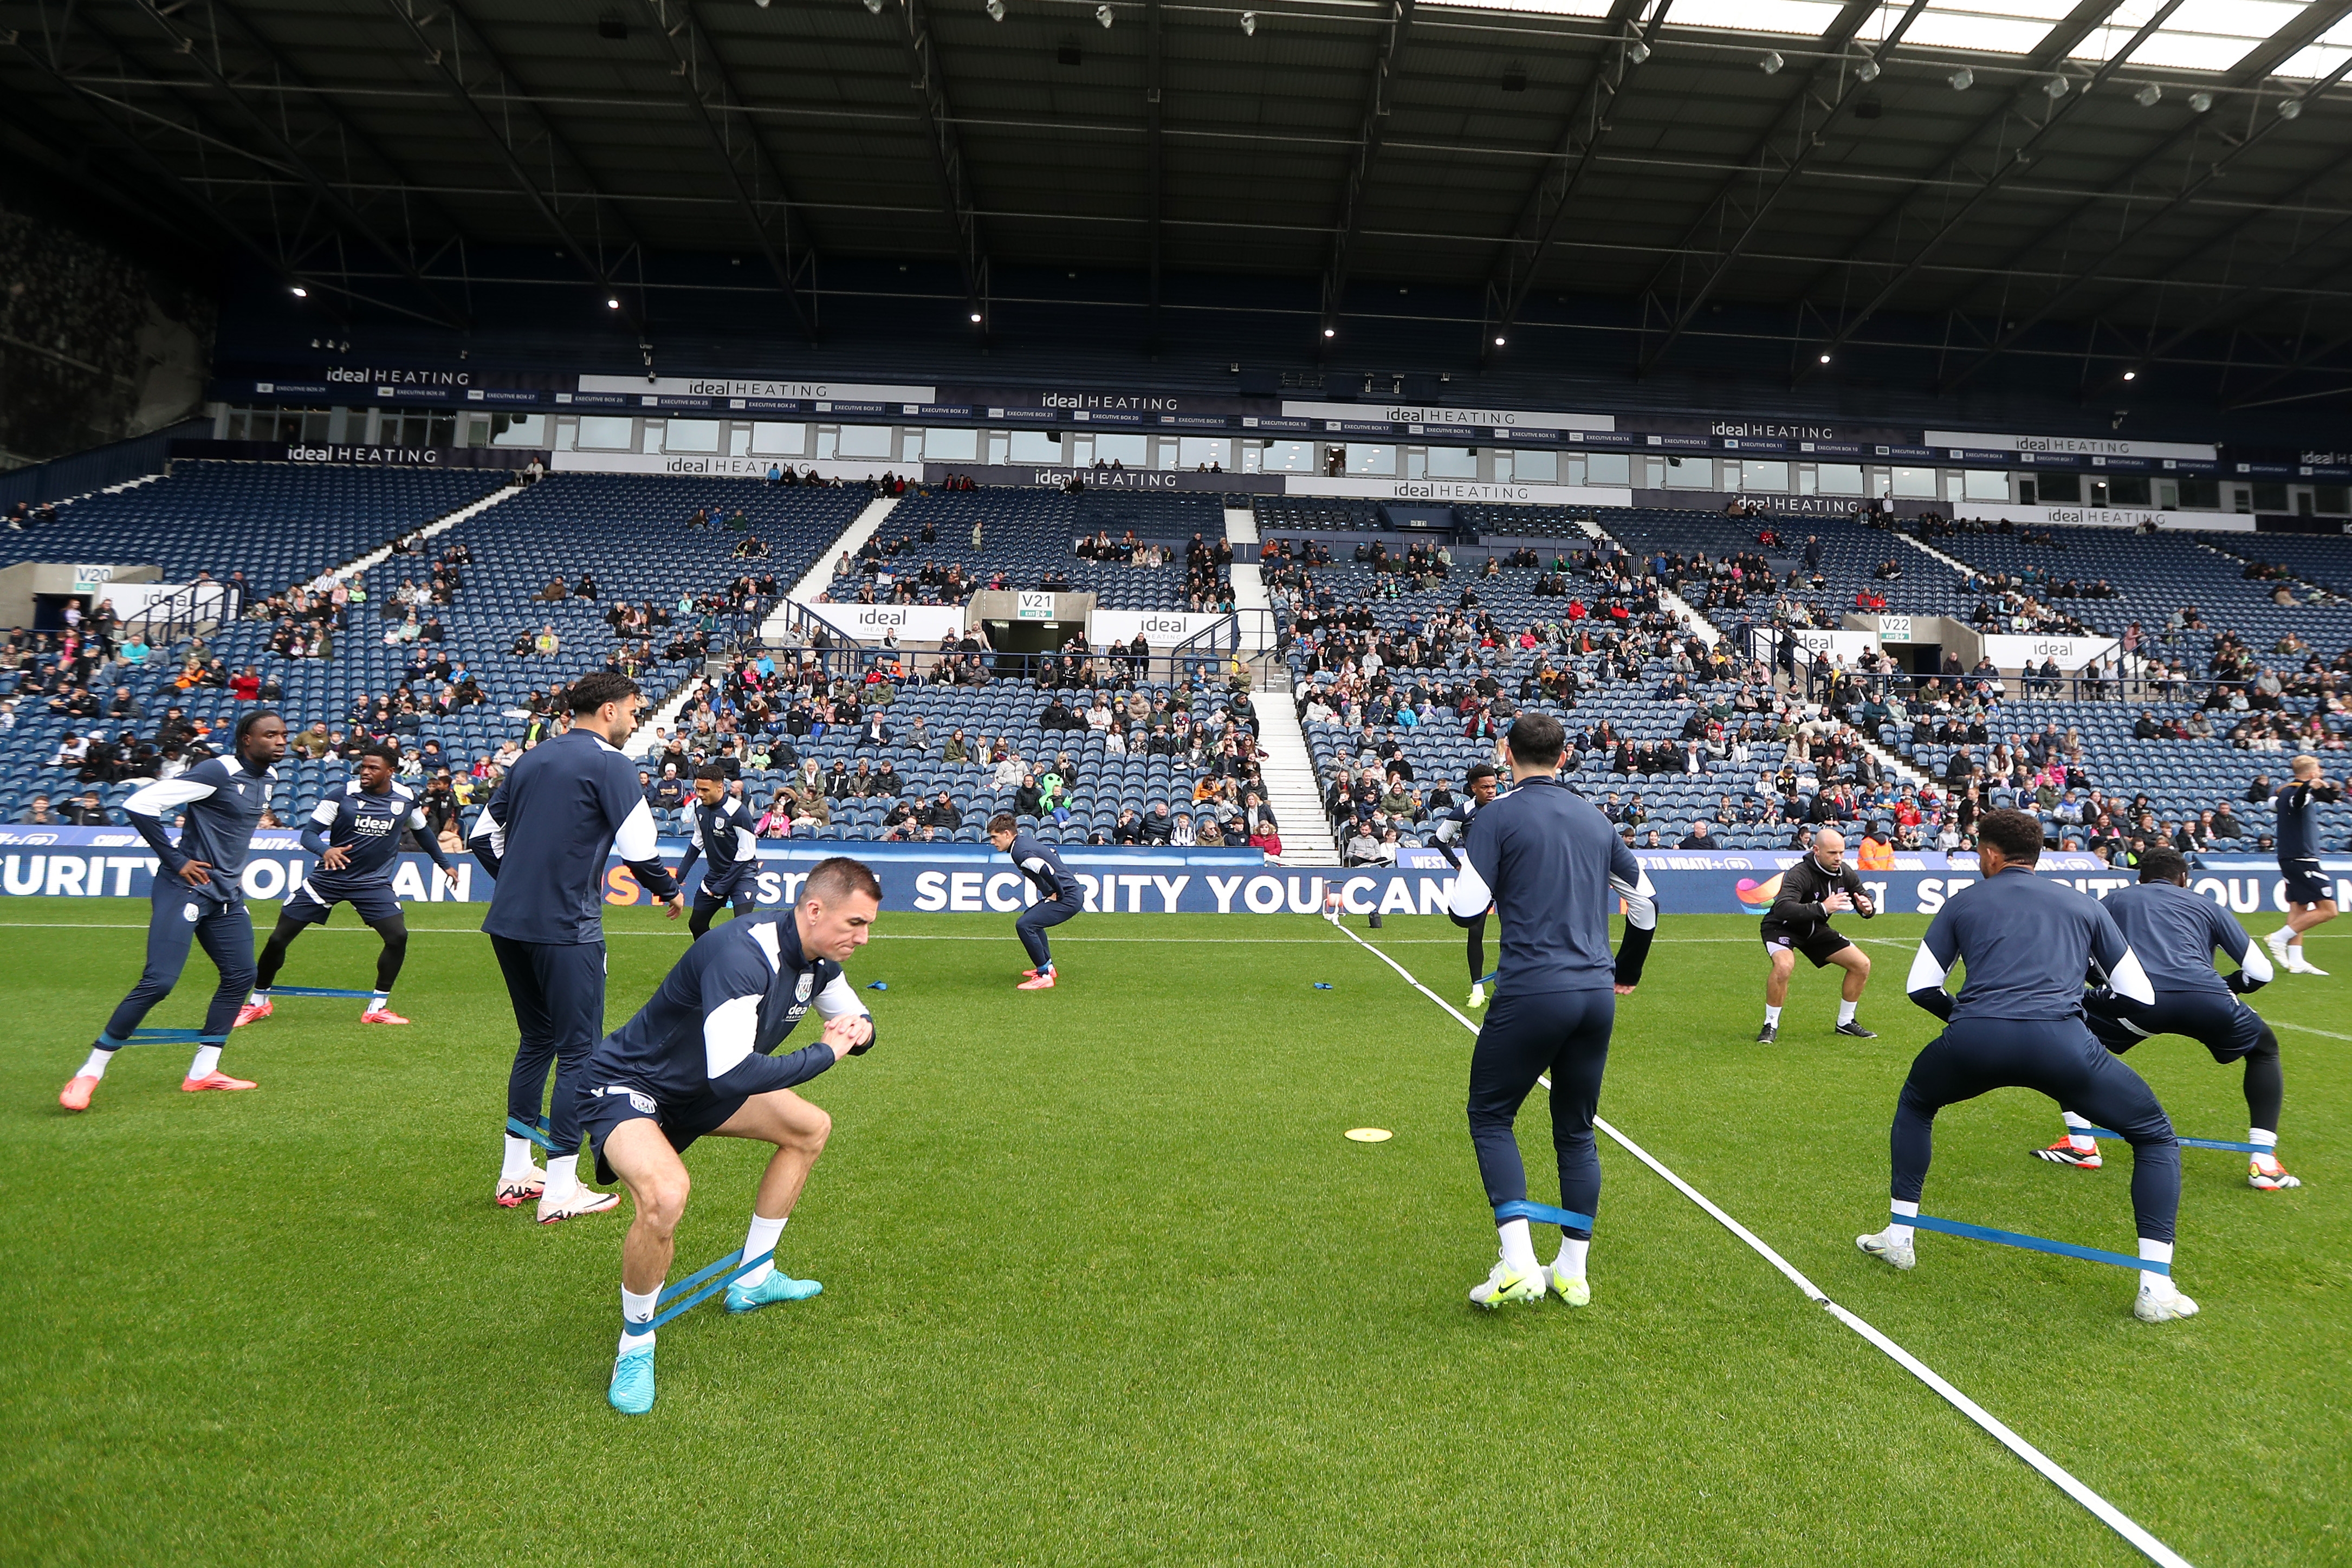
<box><xmin>1323</xmin><ymin>326</ymin><xmax>1337</xmax><ymax>338</ymax></box>
<box><xmin>289</xmin><ymin>283</ymin><xmax>308</xmax><ymax>297</ymax></box>
<box><xmin>2278</xmin><ymin>96</ymin><xmax>2303</xmax><ymax>119</ymax></box>
<box><xmin>969</xmin><ymin>310</ymin><xmax>984</xmax><ymax>322</ymax></box>
<box><xmin>1096</xmin><ymin>3</ymin><xmax>1113</xmax><ymax>25</ymax></box>
<box><xmin>1625</xmin><ymin>39</ymin><xmax>1650</xmax><ymax>63</ymax></box>
<box><xmin>1493</xmin><ymin>335</ymin><xmax>1507</xmax><ymax>347</ymax></box>
<box><xmin>2122</xmin><ymin>369</ymin><xmax>2137</xmax><ymax>380</ymax></box>
<box><xmin>1947</xmin><ymin>66</ymin><xmax>1972</xmax><ymax>90</ymax></box>
<box><xmin>1855</xmin><ymin>58</ymin><xmax>1879</xmax><ymax>82</ymax></box>
<box><xmin>987</xmin><ymin>0</ymin><xmax>1004</xmax><ymax>16</ymax></box>
<box><xmin>1758</xmin><ymin>50</ymin><xmax>1783</xmax><ymax>74</ymax></box>
<box><xmin>1818</xmin><ymin>352</ymin><xmax>1831</xmax><ymax>363</ymax></box>
<box><xmin>606</xmin><ymin>296</ymin><xmax>622</xmax><ymax>309</ymax></box>
<box><xmin>1239</xmin><ymin>9</ymin><xmax>1256</xmax><ymax>34</ymax></box>
<box><xmin>2188</xmin><ymin>90</ymin><xmax>2212</xmax><ymax>112</ymax></box>
<box><xmin>2043</xmin><ymin>74</ymin><xmax>2069</xmax><ymax>98</ymax></box>
<box><xmin>861</xmin><ymin>0</ymin><xmax>882</xmax><ymax>12</ymax></box>
<box><xmin>2134</xmin><ymin>81</ymin><xmax>2161</xmax><ymax>106</ymax></box>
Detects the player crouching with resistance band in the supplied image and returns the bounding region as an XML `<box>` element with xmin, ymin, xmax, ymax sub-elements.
<box><xmin>239</xmin><ymin>744</ymin><xmax>457</xmax><ymax>1027</ymax></box>
<box><xmin>584</xmin><ymin>857</ymin><xmax>882</xmax><ymax>1415</ymax></box>
<box><xmin>1859</xmin><ymin>809</ymin><xmax>2199</xmax><ymax>1324</ymax></box>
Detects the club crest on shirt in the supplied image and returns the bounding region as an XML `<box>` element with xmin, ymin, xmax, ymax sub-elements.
<box><xmin>796</xmin><ymin>971</ymin><xmax>813</xmax><ymax>1002</ymax></box>
<box><xmin>629</xmin><ymin>1090</ymin><xmax>656</xmax><ymax>1115</ymax></box>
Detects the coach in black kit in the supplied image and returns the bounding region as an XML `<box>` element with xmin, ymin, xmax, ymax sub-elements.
<box><xmin>1757</xmin><ymin>826</ymin><xmax>1877</xmax><ymax>1042</ymax></box>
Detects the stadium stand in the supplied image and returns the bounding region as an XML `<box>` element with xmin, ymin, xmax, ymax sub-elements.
<box><xmin>7</xmin><ymin>469</ymin><xmax>2349</xmax><ymax>864</ymax></box>
<box><xmin>0</xmin><ymin>459</ymin><xmax>501</xmax><ymax>586</ymax></box>
<box><xmin>823</xmin><ymin>486</ymin><xmax>1233</xmax><ymax>612</ymax></box>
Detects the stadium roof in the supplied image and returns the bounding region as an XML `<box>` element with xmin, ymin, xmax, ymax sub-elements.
<box><xmin>5</xmin><ymin>0</ymin><xmax>2352</xmax><ymax>404</ymax></box>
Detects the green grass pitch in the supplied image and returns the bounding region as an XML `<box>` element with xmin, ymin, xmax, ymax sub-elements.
<box><xmin>3</xmin><ymin>899</ymin><xmax>2347</xmax><ymax>1565</ymax></box>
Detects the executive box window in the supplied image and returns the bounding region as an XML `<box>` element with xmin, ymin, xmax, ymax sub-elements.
<box><xmin>750</xmin><ymin>422</ymin><xmax>807</xmax><ymax>456</ymax></box>
<box><xmin>2037</xmin><ymin>472</ymin><xmax>2082</xmax><ymax>503</ymax></box>
<box><xmin>489</xmin><ymin>414</ymin><xmax>546</xmax><ymax>447</ymax></box>
<box><xmin>662</xmin><ymin>420</ymin><xmax>721</xmax><ymax>453</ymax></box>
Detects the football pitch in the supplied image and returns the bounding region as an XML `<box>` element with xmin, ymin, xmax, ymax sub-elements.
<box><xmin>4</xmin><ymin>900</ymin><xmax>2345</xmax><ymax>1566</ymax></box>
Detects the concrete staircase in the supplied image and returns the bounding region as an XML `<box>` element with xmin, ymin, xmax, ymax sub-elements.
<box><xmin>1248</xmin><ymin>677</ymin><xmax>1340</xmax><ymax>866</ymax></box>
<box><xmin>782</xmin><ymin>494</ymin><xmax>898</xmax><ymax>607</ymax></box>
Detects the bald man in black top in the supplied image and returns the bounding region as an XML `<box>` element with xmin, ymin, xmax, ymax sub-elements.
<box><xmin>1757</xmin><ymin>827</ymin><xmax>1876</xmax><ymax>1042</ymax></box>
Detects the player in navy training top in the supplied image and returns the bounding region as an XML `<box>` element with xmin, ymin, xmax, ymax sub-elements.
<box><xmin>1439</xmin><ymin>762</ymin><xmax>1501</xmax><ymax>1012</ymax></box>
<box><xmin>988</xmin><ymin>812</ymin><xmax>1083</xmax><ymax>990</ymax></box>
<box><xmin>676</xmin><ymin>763</ymin><xmax>761</xmax><ymax>941</ymax></box>
<box><xmin>1861</xmin><ymin>808</ymin><xmax>2201</xmax><ymax>1324</ymax></box>
<box><xmin>236</xmin><ymin>743</ymin><xmax>457</xmax><ymax>1028</ymax></box>
<box><xmin>61</xmin><ymin>709</ymin><xmax>288</xmax><ymax>1111</ymax></box>
<box><xmin>469</xmin><ymin>674</ymin><xmax>684</xmax><ymax>1222</ymax></box>
<box><xmin>2263</xmin><ymin>754</ymin><xmax>2341</xmax><ymax>976</ymax></box>
<box><xmin>584</xmin><ymin>857</ymin><xmax>880</xmax><ymax>1415</ymax></box>
<box><xmin>2032</xmin><ymin>848</ymin><xmax>2299</xmax><ymax>1190</ymax></box>
<box><xmin>1444</xmin><ymin>712</ymin><xmax>1657</xmax><ymax>1311</ymax></box>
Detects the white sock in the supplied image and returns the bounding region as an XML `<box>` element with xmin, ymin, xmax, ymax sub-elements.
<box><xmin>77</xmin><ymin>1047</ymin><xmax>113</xmax><ymax>1080</ymax></box>
<box><xmin>2138</xmin><ymin>1238</ymin><xmax>2174</xmax><ymax>1293</ymax></box>
<box><xmin>2061</xmin><ymin>1111</ymin><xmax>2097</xmax><ymax>1150</ymax></box>
<box><xmin>1837</xmin><ymin>999</ymin><xmax>1858</xmax><ymax>1026</ymax></box>
<box><xmin>187</xmin><ymin>1044</ymin><xmax>222</xmax><ymax>1080</ymax></box>
<box><xmin>2250</xmin><ymin>1128</ymin><xmax>2279</xmax><ymax>1165</ymax></box>
<box><xmin>544</xmin><ymin>1153</ymin><xmax>580</xmax><ymax>1203</ymax></box>
<box><xmin>1553</xmin><ymin>1236</ymin><xmax>1590</xmax><ymax>1280</ymax></box>
<box><xmin>1498</xmin><ymin>1217</ymin><xmax>1540</xmax><ymax>1278</ymax></box>
<box><xmin>249</xmin><ymin>988</ymin><xmax>271</xmax><ymax>1002</ymax></box>
<box><xmin>619</xmin><ymin>1284</ymin><xmax>659</xmax><ymax>1356</ymax></box>
<box><xmin>1764</xmin><ymin>1004</ymin><xmax>1783</xmax><ymax>1026</ymax></box>
<box><xmin>370</xmin><ymin>991</ymin><xmax>390</xmax><ymax>1010</ymax></box>
<box><xmin>738</xmin><ymin>1213</ymin><xmax>788</xmax><ymax>1287</ymax></box>
<box><xmin>1888</xmin><ymin>1197</ymin><xmax>1919</xmax><ymax>1243</ymax></box>
<box><xmin>501</xmin><ymin>1134</ymin><xmax>539</xmax><ymax>1180</ymax></box>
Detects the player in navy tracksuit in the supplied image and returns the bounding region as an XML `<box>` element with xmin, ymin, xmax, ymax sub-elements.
<box><xmin>1445</xmin><ymin>713</ymin><xmax>1657</xmax><ymax>1310</ymax></box>
<box><xmin>2034</xmin><ymin>847</ymin><xmax>2298</xmax><ymax>1190</ymax></box>
<box><xmin>582</xmin><ymin>857</ymin><xmax>880</xmax><ymax>1415</ymax></box>
<box><xmin>1861</xmin><ymin>808</ymin><xmax>2200</xmax><ymax>1323</ymax></box>
<box><xmin>2264</xmin><ymin>755</ymin><xmax>2340</xmax><ymax>975</ymax></box>
<box><xmin>470</xmin><ymin>675</ymin><xmax>683</xmax><ymax>1221</ymax></box>
<box><xmin>1437</xmin><ymin>762</ymin><xmax>1501</xmax><ymax>1011</ymax></box>
<box><xmin>60</xmin><ymin>709</ymin><xmax>288</xmax><ymax>1110</ymax></box>
<box><xmin>988</xmin><ymin>812</ymin><xmax>1083</xmax><ymax>990</ymax></box>
<box><xmin>676</xmin><ymin>764</ymin><xmax>761</xmax><ymax>941</ymax></box>
<box><xmin>237</xmin><ymin>743</ymin><xmax>457</xmax><ymax>1027</ymax></box>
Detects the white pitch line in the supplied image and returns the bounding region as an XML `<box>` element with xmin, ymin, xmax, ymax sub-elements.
<box><xmin>2272</xmin><ymin>1019</ymin><xmax>2352</xmax><ymax>1042</ymax></box>
<box><xmin>1329</xmin><ymin>918</ymin><xmax>2195</xmax><ymax>1568</ymax></box>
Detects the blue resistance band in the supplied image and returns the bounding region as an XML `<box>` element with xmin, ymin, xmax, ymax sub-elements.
<box><xmin>506</xmin><ymin>1116</ymin><xmax>561</xmax><ymax>1153</ymax></box>
<box><xmin>1495</xmin><ymin>1199</ymin><xmax>1596</xmax><ymax>1231</ymax></box>
<box><xmin>101</xmin><ymin>1029</ymin><xmax>229</xmax><ymax>1047</ymax></box>
<box><xmin>267</xmin><ymin>986</ymin><xmax>377</xmax><ymax>999</ymax></box>
<box><xmin>1904</xmin><ymin>1212</ymin><xmax>2160</xmax><ymax>1275</ymax></box>
<box><xmin>636</xmin><ymin>1248</ymin><xmax>777</xmax><ymax>1331</ymax></box>
<box><xmin>1478</xmin><ymin>970</ymin><xmax>1499</xmax><ymax>987</ymax></box>
<box><xmin>2083</xmin><ymin>1126</ymin><xmax>2263</xmax><ymax>1155</ymax></box>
